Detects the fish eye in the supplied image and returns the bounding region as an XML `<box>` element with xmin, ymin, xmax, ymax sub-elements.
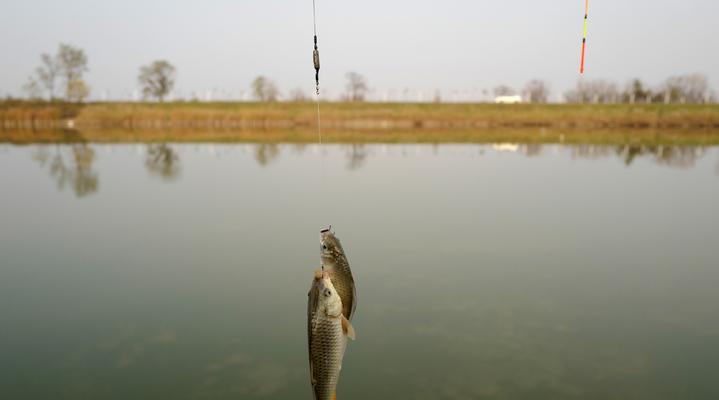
<box><xmin>322</xmin><ymin>245</ymin><xmax>328</xmax><ymax>250</ymax></box>
<box><xmin>324</xmin><ymin>289</ymin><xmax>332</xmax><ymax>297</ymax></box>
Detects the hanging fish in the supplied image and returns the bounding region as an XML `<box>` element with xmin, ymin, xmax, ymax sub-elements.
<box><xmin>308</xmin><ymin>270</ymin><xmax>356</xmax><ymax>400</ymax></box>
<box><xmin>320</xmin><ymin>227</ymin><xmax>357</xmax><ymax>321</ymax></box>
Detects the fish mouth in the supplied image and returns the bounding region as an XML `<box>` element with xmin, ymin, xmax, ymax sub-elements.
<box><xmin>319</xmin><ymin>226</ymin><xmax>332</xmax><ymax>246</ymax></box>
<box><xmin>319</xmin><ymin>225</ymin><xmax>332</xmax><ymax>236</ymax></box>
<box><xmin>318</xmin><ymin>271</ymin><xmax>335</xmax><ymax>290</ymax></box>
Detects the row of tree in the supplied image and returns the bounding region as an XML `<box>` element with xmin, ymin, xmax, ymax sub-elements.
<box><xmin>250</xmin><ymin>72</ymin><xmax>368</xmax><ymax>102</ymax></box>
<box><xmin>22</xmin><ymin>44</ymin><xmax>714</xmax><ymax>104</ymax></box>
<box><xmin>260</xmin><ymin>74</ymin><xmax>714</xmax><ymax>104</ymax></box>
<box><xmin>492</xmin><ymin>74</ymin><xmax>715</xmax><ymax>104</ymax></box>
<box><xmin>23</xmin><ymin>43</ymin><xmax>178</xmax><ymax>103</ymax></box>
<box><xmin>564</xmin><ymin>74</ymin><xmax>714</xmax><ymax>104</ymax></box>
<box><xmin>31</xmin><ymin>142</ymin><xmax>713</xmax><ymax>199</ymax></box>
<box><xmin>23</xmin><ymin>44</ymin><xmax>370</xmax><ymax>103</ymax></box>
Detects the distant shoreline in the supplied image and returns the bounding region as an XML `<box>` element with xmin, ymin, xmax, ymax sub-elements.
<box><xmin>1</xmin><ymin>101</ymin><xmax>718</xmax><ymax>145</ymax></box>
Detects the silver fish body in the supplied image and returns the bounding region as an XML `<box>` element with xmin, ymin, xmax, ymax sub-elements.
<box><xmin>320</xmin><ymin>229</ymin><xmax>356</xmax><ymax>321</ymax></box>
<box><xmin>308</xmin><ymin>271</ymin><xmax>355</xmax><ymax>400</ymax></box>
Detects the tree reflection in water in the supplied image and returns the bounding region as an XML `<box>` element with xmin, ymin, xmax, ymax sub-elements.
<box><xmin>568</xmin><ymin>144</ymin><xmax>707</xmax><ymax>168</ymax></box>
<box><xmin>254</xmin><ymin>143</ymin><xmax>280</xmax><ymax>167</ymax></box>
<box><xmin>28</xmin><ymin>143</ymin><xmax>716</xmax><ymax>197</ymax></box>
<box><xmin>616</xmin><ymin>145</ymin><xmax>704</xmax><ymax>168</ymax></box>
<box><xmin>290</xmin><ymin>144</ymin><xmax>307</xmax><ymax>155</ymax></box>
<box><xmin>569</xmin><ymin>144</ymin><xmax>617</xmax><ymax>160</ymax></box>
<box><xmin>145</xmin><ymin>144</ymin><xmax>181</xmax><ymax>181</ymax></box>
<box><xmin>244</xmin><ymin>143</ymin><xmax>710</xmax><ymax>170</ymax></box>
<box><xmin>32</xmin><ymin>145</ymin><xmax>98</xmax><ymax>197</ymax></box>
<box><xmin>346</xmin><ymin>144</ymin><xmax>368</xmax><ymax>170</ymax></box>
<box><xmin>518</xmin><ymin>144</ymin><xmax>543</xmax><ymax>157</ymax></box>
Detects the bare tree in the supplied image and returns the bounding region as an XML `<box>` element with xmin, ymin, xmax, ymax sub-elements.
<box><xmin>661</xmin><ymin>74</ymin><xmax>712</xmax><ymax>103</ymax></box>
<box><xmin>623</xmin><ymin>79</ymin><xmax>652</xmax><ymax>103</ymax></box>
<box><xmin>22</xmin><ymin>77</ymin><xmax>43</xmax><ymax>100</ymax></box>
<box><xmin>564</xmin><ymin>80</ymin><xmax>619</xmax><ymax>103</ymax></box>
<box><xmin>523</xmin><ymin>80</ymin><xmax>550</xmax><ymax>103</ymax></box>
<box><xmin>251</xmin><ymin>76</ymin><xmax>279</xmax><ymax>102</ymax></box>
<box><xmin>27</xmin><ymin>46</ymin><xmax>82</xmax><ymax>101</ymax></box>
<box><xmin>67</xmin><ymin>79</ymin><xmax>90</xmax><ymax>102</ymax></box>
<box><xmin>56</xmin><ymin>43</ymin><xmax>89</xmax><ymax>101</ymax></box>
<box><xmin>36</xmin><ymin>53</ymin><xmax>60</xmax><ymax>100</ymax></box>
<box><xmin>344</xmin><ymin>72</ymin><xmax>368</xmax><ymax>102</ymax></box>
<box><xmin>138</xmin><ymin>60</ymin><xmax>176</xmax><ymax>102</ymax></box>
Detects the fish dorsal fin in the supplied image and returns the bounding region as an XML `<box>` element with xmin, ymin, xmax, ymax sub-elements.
<box><xmin>341</xmin><ymin>315</ymin><xmax>356</xmax><ymax>340</ymax></box>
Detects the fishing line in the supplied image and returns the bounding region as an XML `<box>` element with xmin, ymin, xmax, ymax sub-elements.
<box><xmin>312</xmin><ymin>0</ymin><xmax>332</xmax><ymax>244</ymax></box>
<box><xmin>312</xmin><ymin>0</ymin><xmax>325</xmax><ymax>198</ymax></box>
<box><xmin>312</xmin><ymin>0</ymin><xmax>320</xmax><ymax>95</ymax></box>
<box><xmin>316</xmin><ymin>97</ymin><xmax>322</xmax><ymax>146</ymax></box>
<box><xmin>312</xmin><ymin>0</ymin><xmax>317</xmax><ymax>37</ymax></box>
<box><xmin>580</xmin><ymin>0</ymin><xmax>589</xmax><ymax>73</ymax></box>
<box><xmin>312</xmin><ymin>0</ymin><xmax>322</xmax><ymax>134</ymax></box>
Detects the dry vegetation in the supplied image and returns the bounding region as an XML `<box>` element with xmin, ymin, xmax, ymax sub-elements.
<box><xmin>2</xmin><ymin>101</ymin><xmax>719</xmax><ymax>145</ymax></box>
<box><xmin>2</xmin><ymin>127</ymin><xmax>718</xmax><ymax>146</ymax></box>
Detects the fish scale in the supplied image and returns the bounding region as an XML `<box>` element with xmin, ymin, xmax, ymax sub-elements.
<box><xmin>309</xmin><ymin>317</ymin><xmax>346</xmax><ymax>400</ymax></box>
<box><xmin>320</xmin><ymin>230</ymin><xmax>357</xmax><ymax>321</ymax></box>
<box><xmin>308</xmin><ymin>273</ymin><xmax>350</xmax><ymax>400</ymax></box>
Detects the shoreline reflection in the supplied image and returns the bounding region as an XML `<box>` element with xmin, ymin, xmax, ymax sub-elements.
<box><xmin>25</xmin><ymin>143</ymin><xmax>717</xmax><ymax>196</ymax></box>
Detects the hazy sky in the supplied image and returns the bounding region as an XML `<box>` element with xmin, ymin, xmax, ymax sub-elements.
<box><xmin>1</xmin><ymin>0</ymin><xmax>717</xmax><ymax>101</ymax></box>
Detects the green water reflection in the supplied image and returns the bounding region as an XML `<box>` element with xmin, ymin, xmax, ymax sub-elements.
<box><xmin>1</xmin><ymin>143</ymin><xmax>718</xmax><ymax>399</ymax></box>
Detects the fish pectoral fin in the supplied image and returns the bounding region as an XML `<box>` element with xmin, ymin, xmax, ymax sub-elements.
<box><xmin>341</xmin><ymin>314</ymin><xmax>356</xmax><ymax>340</ymax></box>
<box><xmin>309</xmin><ymin>358</ymin><xmax>316</xmax><ymax>385</ymax></box>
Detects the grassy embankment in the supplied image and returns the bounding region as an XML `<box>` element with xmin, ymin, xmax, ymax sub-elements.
<box><xmin>1</xmin><ymin>101</ymin><xmax>719</xmax><ymax>145</ymax></box>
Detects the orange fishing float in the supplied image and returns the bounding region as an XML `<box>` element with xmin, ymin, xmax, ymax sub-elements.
<box><xmin>580</xmin><ymin>0</ymin><xmax>589</xmax><ymax>73</ymax></box>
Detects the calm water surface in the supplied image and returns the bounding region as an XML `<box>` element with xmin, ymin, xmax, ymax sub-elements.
<box><xmin>1</xmin><ymin>142</ymin><xmax>718</xmax><ymax>399</ymax></box>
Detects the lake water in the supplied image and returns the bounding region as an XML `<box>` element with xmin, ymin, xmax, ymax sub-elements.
<box><xmin>1</xmin><ymin>142</ymin><xmax>718</xmax><ymax>399</ymax></box>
